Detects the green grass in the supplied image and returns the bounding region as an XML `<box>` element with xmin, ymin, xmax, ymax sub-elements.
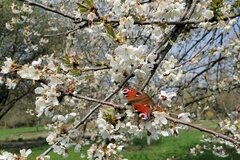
<box><xmin>194</xmin><ymin>120</ymin><xmax>219</xmax><ymax>130</ymax></box>
<box><xmin>1</xmin><ymin>121</ymin><xmax>240</xmax><ymax>160</ymax></box>
<box><xmin>123</xmin><ymin>130</ymin><xmax>203</xmax><ymax>160</ymax></box>
<box><xmin>28</xmin><ymin>145</ymin><xmax>88</xmax><ymax>160</ymax></box>
<box><xmin>0</xmin><ymin>126</ymin><xmax>47</xmax><ymax>141</ymax></box>
<box><xmin>26</xmin><ymin>130</ymin><xmax>240</xmax><ymax>160</ymax></box>
<box><xmin>123</xmin><ymin>130</ymin><xmax>239</xmax><ymax>160</ymax></box>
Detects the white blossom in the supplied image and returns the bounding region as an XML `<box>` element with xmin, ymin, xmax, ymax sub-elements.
<box><xmin>153</xmin><ymin>111</ymin><xmax>168</xmax><ymax>125</ymax></box>
<box><xmin>119</xmin><ymin>16</ymin><xmax>134</xmax><ymax>29</ymax></box>
<box><xmin>178</xmin><ymin>112</ymin><xmax>191</xmax><ymax>123</ymax></box>
<box><xmin>39</xmin><ymin>38</ymin><xmax>49</xmax><ymax>45</ymax></box>
<box><xmin>19</xmin><ymin>149</ymin><xmax>32</xmax><ymax>158</ymax></box>
<box><xmin>22</xmin><ymin>4</ymin><xmax>33</xmax><ymax>14</ymax></box>
<box><xmin>87</xmin><ymin>12</ymin><xmax>97</xmax><ymax>21</ymax></box>
<box><xmin>17</xmin><ymin>65</ymin><xmax>41</xmax><ymax>80</ymax></box>
<box><xmin>0</xmin><ymin>151</ymin><xmax>15</xmax><ymax>160</ymax></box>
<box><xmin>159</xmin><ymin>90</ymin><xmax>176</xmax><ymax>107</ymax></box>
<box><xmin>53</xmin><ymin>145</ymin><xmax>68</xmax><ymax>157</ymax></box>
<box><xmin>6</xmin><ymin>78</ymin><xmax>17</xmax><ymax>89</ymax></box>
<box><xmin>11</xmin><ymin>3</ymin><xmax>21</xmax><ymax>14</ymax></box>
<box><xmin>202</xmin><ymin>9</ymin><xmax>214</xmax><ymax>19</ymax></box>
<box><xmin>1</xmin><ymin>57</ymin><xmax>14</xmax><ymax>74</ymax></box>
<box><xmin>161</xmin><ymin>130</ymin><xmax>170</xmax><ymax>136</ymax></box>
<box><xmin>35</xmin><ymin>96</ymin><xmax>48</xmax><ymax>117</ymax></box>
<box><xmin>32</xmin><ymin>58</ymin><xmax>42</xmax><ymax>67</ymax></box>
<box><xmin>48</xmin><ymin>75</ymin><xmax>63</xmax><ymax>87</ymax></box>
<box><xmin>5</xmin><ymin>22</ymin><xmax>14</xmax><ymax>31</ymax></box>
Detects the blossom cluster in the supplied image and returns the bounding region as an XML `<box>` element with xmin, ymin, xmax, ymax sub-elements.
<box><xmin>190</xmin><ymin>118</ymin><xmax>240</xmax><ymax>158</ymax></box>
<box><xmin>0</xmin><ymin>149</ymin><xmax>31</xmax><ymax>160</ymax></box>
<box><xmin>106</xmin><ymin>44</ymin><xmax>151</xmax><ymax>82</ymax></box>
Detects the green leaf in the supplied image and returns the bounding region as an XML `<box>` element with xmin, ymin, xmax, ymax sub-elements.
<box><xmin>100</xmin><ymin>106</ymin><xmax>115</xmax><ymax>115</ymax></box>
<box><xmin>69</xmin><ymin>69</ymin><xmax>81</xmax><ymax>76</ymax></box>
<box><xmin>77</xmin><ymin>3</ymin><xmax>89</xmax><ymax>13</ymax></box>
<box><xmin>211</xmin><ymin>0</ymin><xmax>224</xmax><ymax>9</ymax></box>
<box><xmin>100</xmin><ymin>106</ymin><xmax>117</xmax><ymax>125</ymax></box>
<box><xmin>105</xmin><ymin>24</ymin><xmax>115</xmax><ymax>39</ymax></box>
<box><xmin>84</xmin><ymin>0</ymin><xmax>94</xmax><ymax>8</ymax></box>
<box><xmin>56</xmin><ymin>66</ymin><xmax>61</xmax><ymax>73</ymax></box>
<box><xmin>62</xmin><ymin>57</ymin><xmax>72</xmax><ymax>67</ymax></box>
<box><xmin>210</xmin><ymin>0</ymin><xmax>224</xmax><ymax>18</ymax></box>
<box><xmin>95</xmin><ymin>61</ymin><xmax>105</xmax><ymax>66</ymax></box>
<box><xmin>121</xmin><ymin>0</ymin><xmax>126</xmax><ymax>3</ymax></box>
<box><xmin>168</xmin><ymin>39</ymin><xmax>174</xmax><ymax>45</ymax></box>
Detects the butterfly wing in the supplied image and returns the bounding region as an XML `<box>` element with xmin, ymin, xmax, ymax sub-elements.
<box><xmin>122</xmin><ymin>88</ymin><xmax>153</xmax><ymax>119</ymax></box>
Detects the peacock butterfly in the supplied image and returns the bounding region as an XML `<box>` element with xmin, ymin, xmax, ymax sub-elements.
<box><xmin>122</xmin><ymin>88</ymin><xmax>154</xmax><ymax>120</ymax></box>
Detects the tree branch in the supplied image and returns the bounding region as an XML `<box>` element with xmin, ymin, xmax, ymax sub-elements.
<box><xmin>0</xmin><ymin>89</ymin><xmax>33</xmax><ymax>120</ymax></box>
<box><xmin>43</xmin><ymin>22</ymin><xmax>88</xmax><ymax>37</ymax></box>
<box><xmin>165</xmin><ymin>115</ymin><xmax>240</xmax><ymax>146</ymax></box>
<box><xmin>70</xmin><ymin>94</ymin><xmax>121</xmax><ymax>108</ymax></box>
<box><xmin>41</xmin><ymin>89</ymin><xmax>239</xmax><ymax>159</ymax></box>
<box><xmin>186</xmin><ymin>57</ymin><xmax>226</xmax><ymax>87</ymax></box>
<box><xmin>141</xmin><ymin>0</ymin><xmax>197</xmax><ymax>90</ymax></box>
<box><xmin>17</xmin><ymin>0</ymin><xmax>77</xmax><ymax>21</ymax></box>
<box><xmin>17</xmin><ymin>0</ymin><xmax>240</xmax><ymax>27</ymax></box>
<box><xmin>39</xmin><ymin>73</ymin><xmax>134</xmax><ymax>157</ymax></box>
<box><xmin>184</xmin><ymin>94</ymin><xmax>213</xmax><ymax>107</ymax></box>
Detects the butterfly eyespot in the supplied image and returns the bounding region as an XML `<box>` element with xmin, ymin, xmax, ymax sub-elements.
<box><xmin>122</xmin><ymin>89</ymin><xmax>129</xmax><ymax>95</ymax></box>
<box><xmin>139</xmin><ymin>113</ymin><xmax>148</xmax><ymax>120</ymax></box>
<box><xmin>122</xmin><ymin>88</ymin><xmax>153</xmax><ymax>120</ymax></box>
<box><xmin>136</xmin><ymin>92</ymin><xmax>141</xmax><ymax>97</ymax></box>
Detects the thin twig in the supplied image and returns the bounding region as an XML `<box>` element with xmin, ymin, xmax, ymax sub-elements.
<box><xmin>78</xmin><ymin>66</ymin><xmax>112</xmax><ymax>72</ymax></box>
<box><xmin>141</xmin><ymin>0</ymin><xmax>197</xmax><ymax>91</ymax></box>
<box><xmin>18</xmin><ymin>0</ymin><xmax>78</xmax><ymax>21</ymax></box>
<box><xmin>42</xmin><ymin>90</ymin><xmax>239</xmax><ymax>157</ymax></box>
<box><xmin>39</xmin><ymin>73</ymin><xmax>134</xmax><ymax>157</ymax></box>
<box><xmin>71</xmin><ymin>94</ymin><xmax>121</xmax><ymax>108</ymax></box>
<box><xmin>42</xmin><ymin>94</ymin><xmax>240</xmax><ymax>152</ymax></box>
<box><xmin>165</xmin><ymin>115</ymin><xmax>240</xmax><ymax>146</ymax></box>
<box><xmin>178</xmin><ymin>30</ymin><xmax>212</xmax><ymax>63</ymax></box>
<box><xmin>0</xmin><ymin>89</ymin><xmax>33</xmax><ymax>120</ymax></box>
<box><xmin>176</xmin><ymin>35</ymin><xmax>213</xmax><ymax>67</ymax></box>
<box><xmin>43</xmin><ymin>23</ymin><xmax>88</xmax><ymax>37</ymax></box>
<box><xmin>185</xmin><ymin>57</ymin><xmax>226</xmax><ymax>87</ymax></box>
<box><xmin>17</xmin><ymin>0</ymin><xmax>240</xmax><ymax>27</ymax></box>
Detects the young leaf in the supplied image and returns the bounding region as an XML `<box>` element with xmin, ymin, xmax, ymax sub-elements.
<box><xmin>95</xmin><ymin>61</ymin><xmax>105</xmax><ymax>66</ymax></box>
<box><xmin>168</xmin><ymin>39</ymin><xmax>174</xmax><ymax>45</ymax></box>
<box><xmin>105</xmin><ymin>24</ymin><xmax>115</xmax><ymax>39</ymax></box>
<box><xmin>84</xmin><ymin>0</ymin><xmax>94</xmax><ymax>8</ymax></box>
<box><xmin>77</xmin><ymin>3</ymin><xmax>89</xmax><ymax>13</ymax></box>
<box><xmin>62</xmin><ymin>57</ymin><xmax>72</xmax><ymax>67</ymax></box>
<box><xmin>69</xmin><ymin>69</ymin><xmax>81</xmax><ymax>76</ymax></box>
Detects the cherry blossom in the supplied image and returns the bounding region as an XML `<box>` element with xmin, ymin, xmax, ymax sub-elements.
<box><xmin>0</xmin><ymin>149</ymin><xmax>31</xmax><ymax>160</ymax></box>
<box><xmin>17</xmin><ymin>65</ymin><xmax>41</xmax><ymax>80</ymax></box>
<box><xmin>5</xmin><ymin>78</ymin><xmax>17</xmax><ymax>89</ymax></box>
<box><xmin>178</xmin><ymin>112</ymin><xmax>191</xmax><ymax>123</ymax></box>
<box><xmin>0</xmin><ymin>57</ymin><xmax>14</xmax><ymax>74</ymax></box>
<box><xmin>159</xmin><ymin>90</ymin><xmax>176</xmax><ymax>107</ymax></box>
<box><xmin>0</xmin><ymin>151</ymin><xmax>15</xmax><ymax>160</ymax></box>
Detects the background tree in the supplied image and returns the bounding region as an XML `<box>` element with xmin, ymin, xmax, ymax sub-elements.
<box><xmin>0</xmin><ymin>0</ymin><xmax>66</xmax><ymax>126</ymax></box>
